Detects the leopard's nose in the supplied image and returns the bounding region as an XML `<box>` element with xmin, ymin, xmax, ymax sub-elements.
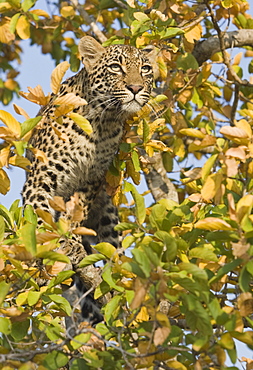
<box><xmin>126</xmin><ymin>84</ymin><xmax>143</xmax><ymax>95</ymax></box>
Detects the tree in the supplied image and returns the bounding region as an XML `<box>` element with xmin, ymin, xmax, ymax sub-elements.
<box><xmin>0</xmin><ymin>0</ymin><xmax>253</xmax><ymax>368</ymax></box>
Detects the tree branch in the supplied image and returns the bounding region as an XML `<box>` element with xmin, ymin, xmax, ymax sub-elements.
<box><xmin>193</xmin><ymin>29</ymin><xmax>253</xmax><ymax>67</ymax></box>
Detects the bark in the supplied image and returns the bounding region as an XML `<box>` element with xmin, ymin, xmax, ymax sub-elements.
<box><xmin>193</xmin><ymin>29</ymin><xmax>253</xmax><ymax>66</ymax></box>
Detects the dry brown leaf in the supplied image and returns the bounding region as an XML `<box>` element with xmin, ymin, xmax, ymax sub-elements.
<box><xmin>225</xmin><ymin>146</ymin><xmax>246</xmax><ymax>161</ymax></box>
<box><xmin>238</xmin><ymin>292</ymin><xmax>253</xmax><ymax>317</ymax></box>
<box><xmin>153</xmin><ymin>326</ymin><xmax>171</xmax><ymax>346</ymax></box>
<box><xmin>232</xmin><ymin>241</ymin><xmax>250</xmax><ymax>259</ymax></box>
<box><xmin>30</xmin><ymin>148</ymin><xmax>48</xmax><ymax>164</ymax></box>
<box><xmin>50</xmin><ymin>61</ymin><xmax>70</xmax><ymax>94</ymax></box>
<box><xmin>54</xmin><ymin>93</ymin><xmax>87</xmax><ymax>107</ymax></box>
<box><xmin>49</xmin><ymin>196</ymin><xmax>66</xmax><ymax>212</ymax></box>
<box><xmin>72</xmin><ymin>227</ymin><xmax>97</xmax><ymax>236</ymax></box>
<box><xmin>36</xmin><ymin>209</ymin><xmax>56</xmax><ymax>228</ymax></box>
<box><xmin>130</xmin><ymin>278</ymin><xmax>147</xmax><ymax>310</ymax></box>
<box><xmin>225</xmin><ymin>157</ymin><xmax>238</xmax><ymax>177</ymax></box>
<box><xmin>0</xmin><ymin>18</ymin><xmax>15</xmax><ymax>44</ymax></box>
<box><xmin>36</xmin><ymin>231</ymin><xmax>60</xmax><ymax>244</ymax></box>
<box><xmin>13</xmin><ymin>104</ymin><xmax>30</xmax><ymax>120</ymax></box>
<box><xmin>65</xmin><ymin>193</ymin><xmax>84</xmax><ymax>222</ymax></box>
<box><xmin>20</xmin><ymin>85</ymin><xmax>50</xmax><ymax>106</ymax></box>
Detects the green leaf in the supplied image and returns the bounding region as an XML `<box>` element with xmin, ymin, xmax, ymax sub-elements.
<box><xmin>47</xmin><ymin>270</ymin><xmax>75</xmax><ymax>288</ymax></box>
<box><xmin>0</xmin><ymin>317</ymin><xmax>11</xmax><ymax>334</ymax></box>
<box><xmin>102</xmin><ymin>266</ymin><xmax>124</xmax><ymax>292</ymax></box>
<box><xmin>159</xmin><ymin>27</ymin><xmax>184</xmax><ymax>39</ymax></box>
<box><xmin>11</xmin><ymin>320</ymin><xmax>30</xmax><ymax>341</ymax></box>
<box><xmin>20</xmin><ymin>116</ymin><xmax>41</xmax><ymax>138</ymax></box>
<box><xmin>0</xmin><ymin>281</ymin><xmax>10</xmax><ymax>305</ymax></box>
<box><xmin>155</xmin><ymin>231</ymin><xmax>177</xmax><ymax>261</ymax></box>
<box><xmin>189</xmin><ymin>246</ymin><xmax>218</xmax><ymax>261</ymax></box>
<box><xmin>209</xmin><ymin>259</ymin><xmax>242</xmax><ymax>284</ymax></box>
<box><xmin>16</xmin><ymin>291</ymin><xmax>28</xmax><ymax>306</ymax></box>
<box><xmin>71</xmin><ymin>333</ymin><xmax>91</xmax><ymax>350</ymax></box>
<box><xmin>131</xmin><ymin>151</ymin><xmax>141</xmax><ymax>172</ymax></box>
<box><xmin>21</xmin><ymin>0</ymin><xmax>36</xmax><ymax>12</ymax></box>
<box><xmin>176</xmin><ymin>53</ymin><xmax>199</xmax><ymax>70</ymax></box>
<box><xmin>43</xmin><ymin>351</ymin><xmax>69</xmax><ymax>370</ymax></box>
<box><xmin>37</xmin><ymin>251</ymin><xmax>70</xmax><ymax>263</ymax></box>
<box><xmin>46</xmin><ymin>294</ymin><xmax>72</xmax><ymax>316</ymax></box>
<box><xmin>20</xmin><ymin>222</ymin><xmax>37</xmax><ymax>256</ymax></box>
<box><xmin>104</xmin><ymin>294</ymin><xmax>122</xmax><ymax>324</ymax></box>
<box><xmin>0</xmin><ymin>215</ymin><xmax>5</xmax><ymax>241</ymax></box>
<box><xmin>27</xmin><ymin>290</ymin><xmax>41</xmax><ymax>306</ymax></box>
<box><xmin>79</xmin><ymin>253</ymin><xmax>106</xmax><ymax>268</ymax></box>
<box><xmin>114</xmin><ymin>222</ymin><xmax>138</xmax><ymax>232</ymax></box>
<box><xmin>132</xmin><ymin>248</ymin><xmax>151</xmax><ymax>277</ymax></box>
<box><xmin>9</xmin><ymin>13</ymin><xmax>20</xmax><ymax>33</ymax></box>
<box><xmin>24</xmin><ymin>204</ymin><xmax>37</xmax><ymax>225</ymax></box>
<box><xmin>121</xmin><ymin>261</ymin><xmax>146</xmax><ymax>278</ymax></box>
<box><xmin>239</xmin><ymin>266</ymin><xmax>251</xmax><ymax>292</ymax></box>
<box><xmin>124</xmin><ymin>182</ymin><xmax>146</xmax><ymax>224</ymax></box>
<box><xmin>0</xmin><ymin>205</ymin><xmax>13</xmax><ymax>227</ymax></box>
<box><xmin>94</xmin><ymin>242</ymin><xmax>117</xmax><ymax>259</ymax></box>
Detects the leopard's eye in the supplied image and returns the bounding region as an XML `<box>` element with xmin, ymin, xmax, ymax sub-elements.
<box><xmin>141</xmin><ymin>65</ymin><xmax>152</xmax><ymax>74</ymax></box>
<box><xmin>108</xmin><ymin>63</ymin><xmax>122</xmax><ymax>73</ymax></box>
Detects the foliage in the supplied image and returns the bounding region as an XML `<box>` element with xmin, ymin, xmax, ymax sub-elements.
<box><xmin>1</xmin><ymin>0</ymin><xmax>253</xmax><ymax>369</ymax></box>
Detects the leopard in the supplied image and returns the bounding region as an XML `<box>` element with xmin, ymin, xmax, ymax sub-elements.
<box><xmin>22</xmin><ymin>36</ymin><xmax>153</xmax><ymax>324</ymax></box>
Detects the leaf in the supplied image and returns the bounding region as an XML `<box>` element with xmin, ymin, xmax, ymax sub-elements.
<box><xmin>19</xmin><ymin>85</ymin><xmax>49</xmax><ymax>105</ymax></box>
<box><xmin>220</xmin><ymin>126</ymin><xmax>249</xmax><ymax>143</ymax></box>
<box><xmin>71</xmin><ymin>333</ymin><xmax>91</xmax><ymax>350</ymax></box>
<box><xmin>9</xmin><ymin>155</ymin><xmax>30</xmax><ymax>170</ymax></box>
<box><xmin>27</xmin><ymin>291</ymin><xmax>41</xmax><ymax>306</ymax></box>
<box><xmin>9</xmin><ymin>13</ymin><xmax>20</xmax><ymax>34</ymax></box>
<box><xmin>79</xmin><ymin>253</ymin><xmax>106</xmax><ymax>268</ymax></box>
<box><xmin>69</xmin><ymin>113</ymin><xmax>92</xmax><ymax>135</ymax></box>
<box><xmin>179</xmin><ymin>128</ymin><xmax>205</xmax><ymax>139</ymax></box>
<box><xmin>20</xmin><ymin>116</ymin><xmax>41</xmax><ymax>137</ymax></box>
<box><xmin>194</xmin><ymin>217</ymin><xmax>232</xmax><ymax>231</ymax></box>
<box><xmin>43</xmin><ymin>351</ymin><xmax>69</xmax><ymax>370</ymax></box>
<box><xmin>0</xmin><ymin>281</ymin><xmax>10</xmax><ymax>305</ymax></box>
<box><xmin>94</xmin><ymin>242</ymin><xmax>117</xmax><ymax>259</ymax></box>
<box><xmin>0</xmin><ymin>216</ymin><xmax>5</xmax><ymax>241</ymax></box>
<box><xmin>153</xmin><ymin>326</ymin><xmax>171</xmax><ymax>346</ymax></box>
<box><xmin>155</xmin><ymin>231</ymin><xmax>177</xmax><ymax>261</ymax></box>
<box><xmin>0</xmin><ymin>317</ymin><xmax>11</xmax><ymax>334</ymax></box>
<box><xmin>36</xmin><ymin>251</ymin><xmax>70</xmax><ymax>264</ymax></box>
<box><xmin>47</xmin><ymin>271</ymin><xmax>75</xmax><ymax>288</ymax></box>
<box><xmin>50</xmin><ymin>61</ymin><xmax>70</xmax><ymax>94</ymax></box>
<box><xmin>104</xmin><ymin>294</ymin><xmax>122</xmax><ymax>324</ymax></box>
<box><xmin>16</xmin><ymin>15</ymin><xmax>30</xmax><ymax>39</ymax></box>
<box><xmin>20</xmin><ymin>223</ymin><xmax>37</xmax><ymax>256</ymax></box>
<box><xmin>21</xmin><ymin>0</ymin><xmax>35</xmax><ymax>12</ymax></box>
<box><xmin>124</xmin><ymin>182</ymin><xmax>146</xmax><ymax>224</ymax></box>
<box><xmin>47</xmin><ymin>294</ymin><xmax>72</xmax><ymax>316</ymax></box>
<box><xmin>72</xmin><ymin>227</ymin><xmax>97</xmax><ymax>236</ymax></box>
<box><xmin>201</xmin><ymin>172</ymin><xmax>223</xmax><ymax>202</ymax></box>
<box><xmin>13</xmin><ymin>103</ymin><xmax>30</xmax><ymax>120</ymax></box>
<box><xmin>102</xmin><ymin>266</ymin><xmax>124</xmax><ymax>292</ymax></box>
<box><xmin>0</xmin><ymin>110</ymin><xmax>21</xmax><ymax>137</ymax></box>
<box><xmin>0</xmin><ymin>169</ymin><xmax>10</xmax><ymax>195</ymax></box>
<box><xmin>236</xmin><ymin>194</ymin><xmax>253</xmax><ymax>224</ymax></box>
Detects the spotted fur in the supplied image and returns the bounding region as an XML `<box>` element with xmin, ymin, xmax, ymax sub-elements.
<box><xmin>22</xmin><ymin>36</ymin><xmax>153</xmax><ymax>323</ymax></box>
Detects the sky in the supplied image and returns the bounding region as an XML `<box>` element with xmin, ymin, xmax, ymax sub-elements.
<box><xmin>0</xmin><ymin>0</ymin><xmax>253</xmax><ymax>366</ymax></box>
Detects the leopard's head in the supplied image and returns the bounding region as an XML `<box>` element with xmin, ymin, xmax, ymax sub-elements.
<box><xmin>78</xmin><ymin>36</ymin><xmax>153</xmax><ymax>116</ymax></box>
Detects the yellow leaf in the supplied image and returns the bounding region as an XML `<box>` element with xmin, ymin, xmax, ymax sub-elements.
<box><xmin>0</xmin><ymin>110</ymin><xmax>21</xmax><ymax>137</ymax></box>
<box><xmin>184</xmin><ymin>23</ymin><xmax>202</xmax><ymax>43</ymax></box>
<box><xmin>0</xmin><ymin>2</ymin><xmax>12</xmax><ymax>11</ymax></box>
<box><xmin>16</xmin><ymin>15</ymin><xmax>30</xmax><ymax>40</ymax></box>
<box><xmin>60</xmin><ymin>5</ymin><xmax>75</xmax><ymax>17</ymax></box>
<box><xmin>0</xmin><ymin>169</ymin><xmax>10</xmax><ymax>194</ymax></box>
<box><xmin>194</xmin><ymin>217</ymin><xmax>233</xmax><ymax>231</ymax></box>
<box><xmin>235</xmin><ymin>119</ymin><xmax>252</xmax><ymax>137</ymax></box>
<box><xmin>20</xmin><ymin>85</ymin><xmax>49</xmax><ymax>106</ymax></box>
<box><xmin>233</xmin><ymin>52</ymin><xmax>243</xmax><ymax>65</ymax></box>
<box><xmin>0</xmin><ymin>19</ymin><xmax>15</xmax><ymax>44</ymax></box>
<box><xmin>30</xmin><ymin>9</ymin><xmax>50</xmax><ymax>18</ymax></box>
<box><xmin>69</xmin><ymin>112</ymin><xmax>92</xmax><ymax>135</ymax></box>
<box><xmin>54</xmin><ymin>93</ymin><xmax>87</xmax><ymax>107</ymax></box>
<box><xmin>50</xmin><ymin>61</ymin><xmax>70</xmax><ymax>94</ymax></box>
<box><xmin>220</xmin><ymin>126</ymin><xmax>249</xmax><ymax>145</ymax></box>
<box><xmin>179</xmin><ymin>128</ymin><xmax>205</xmax><ymax>139</ymax></box>
<box><xmin>236</xmin><ymin>194</ymin><xmax>253</xmax><ymax>224</ymax></box>
<box><xmin>0</xmin><ymin>146</ymin><xmax>10</xmax><ymax>167</ymax></box>
<box><xmin>145</xmin><ymin>139</ymin><xmax>170</xmax><ymax>152</ymax></box>
<box><xmin>201</xmin><ymin>172</ymin><xmax>223</xmax><ymax>201</ymax></box>
<box><xmin>9</xmin><ymin>155</ymin><xmax>30</xmax><ymax>170</ymax></box>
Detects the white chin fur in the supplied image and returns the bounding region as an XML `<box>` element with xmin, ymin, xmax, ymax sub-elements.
<box><xmin>122</xmin><ymin>100</ymin><xmax>142</xmax><ymax>115</ymax></box>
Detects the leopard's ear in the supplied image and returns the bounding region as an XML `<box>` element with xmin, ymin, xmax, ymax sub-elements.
<box><xmin>78</xmin><ymin>36</ymin><xmax>105</xmax><ymax>71</ymax></box>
